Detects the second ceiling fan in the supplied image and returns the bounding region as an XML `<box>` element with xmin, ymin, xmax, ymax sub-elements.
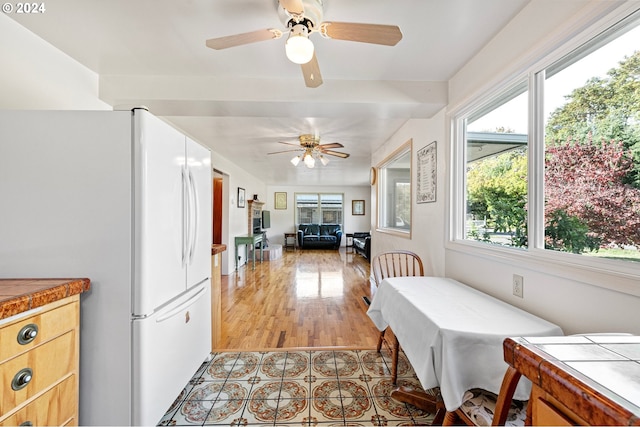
<box><xmin>267</xmin><ymin>133</ymin><xmax>350</xmax><ymax>168</ymax></box>
<box><xmin>205</xmin><ymin>0</ymin><xmax>403</xmax><ymax>88</ymax></box>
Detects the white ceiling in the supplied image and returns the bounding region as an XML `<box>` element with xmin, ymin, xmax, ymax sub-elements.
<box><xmin>9</xmin><ymin>0</ymin><xmax>528</xmax><ymax>186</ymax></box>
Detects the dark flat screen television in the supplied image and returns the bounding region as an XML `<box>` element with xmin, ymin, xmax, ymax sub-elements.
<box><xmin>262</xmin><ymin>210</ymin><xmax>270</xmax><ymax>229</ymax></box>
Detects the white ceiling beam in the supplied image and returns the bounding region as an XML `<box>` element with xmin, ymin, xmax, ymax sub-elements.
<box><xmin>99</xmin><ymin>75</ymin><xmax>447</xmax><ymax>118</ymax></box>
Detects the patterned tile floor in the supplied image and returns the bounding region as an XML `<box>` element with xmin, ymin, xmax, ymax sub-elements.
<box><xmin>158</xmin><ymin>348</ymin><xmax>436</xmax><ymax>426</ymax></box>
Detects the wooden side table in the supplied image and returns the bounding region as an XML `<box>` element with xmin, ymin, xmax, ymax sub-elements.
<box><xmin>504</xmin><ymin>335</ymin><xmax>640</xmax><ymax>426</ymax></box>
<box><xmin>283</xmin><ymin>232</ymin><xmax>297</xmax><ymax>251</ymax></box>
<box><xmin>345</xmin><ymin>233</ymin><xmax>354</xmax><ymax>253</ymax></box>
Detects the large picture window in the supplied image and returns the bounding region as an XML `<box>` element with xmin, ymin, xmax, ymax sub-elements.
<box><xmin>541</xmin><ymin>18</ymin><xmax>640</xmax><ymax>260</ymax></box>
<box><xmin>464</xmin><ymin>82</ymin><xmax>528</xmax><ymax>247</ymax></box>
<box><xmin>454</xmin><ymin>9</ymin><xmax>640</xmax><ymax>268</ymax></box>
<box><xmin>378</xmin><ymin>140</ymin><xmax>412</xmax><ymax>234</ymax></box>
<box><xmin>295</xmin><ymin>193</ymin><xmax>343</xmax><ymax>225</ymax></box>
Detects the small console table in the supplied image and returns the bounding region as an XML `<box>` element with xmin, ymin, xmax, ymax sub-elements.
<box><xmin>234</xmin><ymin>233</ymin><xmax>263</xmax><ymax>271</ymax></box>
<box><xmin>283</xmin><ymin>233</ymin><xmax>296</xmax><ymax>251</ymax></box>
<box><xmin>345</xmin><ymin>233</ymin><xmax>354</xmax><ymax>253</ymax></box>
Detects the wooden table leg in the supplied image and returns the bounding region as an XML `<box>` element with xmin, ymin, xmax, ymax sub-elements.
<box><xmin>235</xmin><ymin>244</ymin><xmax>238</xmax><ymax>271</ymax></box>
<box><xmin>391</xmin><ymin>386</ymin><xmax>446</xmax><ymax>425</ymax></box>
<box><xmin>391</xmin><ymin>335</ymin><xmax>399</xmax><ymax>384</ymax></box>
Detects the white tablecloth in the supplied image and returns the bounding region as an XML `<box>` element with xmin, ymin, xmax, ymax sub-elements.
<box><xmin>366</xmin><ymin>276</ymin><xmax>563</xmax><ymax>411</ymax></box>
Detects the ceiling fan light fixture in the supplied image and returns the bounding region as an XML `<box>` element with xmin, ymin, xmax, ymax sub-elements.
<box><xmin>285</xmin><ymin>24</ymin><xmax>314</xmax><ymax>64</ymax></box>
<box><xmin>277</xmin><ymin>133</ymin><xmax>347</xmax><ymax>168</ymax></box>
<box><xmin>303</xmin><ymin>152</ymin><xmax>316</xmax><ymax>168</ymax></box>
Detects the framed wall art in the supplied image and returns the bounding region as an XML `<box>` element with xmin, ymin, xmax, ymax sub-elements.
<box><xmin>237</xmin><ymin>187</ymin><xmax>246</xmax><ymax>208</ymax></box>
<box><xmin>417</xmin><ymin>141</ymin><xmax>437</xmax><ymax>203</ymax></box>
<box><xmin>275</xmin><ymin>192</ymin><xmax>287</xmax><ymax>210</ymax></box>
<box><xmin>352</xmin><ymin>200</ymin><xmax>365</xmax><ymax>215</ymax></box>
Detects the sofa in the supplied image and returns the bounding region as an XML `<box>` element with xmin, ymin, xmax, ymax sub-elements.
<box><xmin>353</xmin><ymin>232</ymin><xmax>371</xmax><ymax>260</ymax></box>
<box><xmin>297</xmin><ymin>224</ymin><xmax>342</xmax><ymax>249</ymax></box>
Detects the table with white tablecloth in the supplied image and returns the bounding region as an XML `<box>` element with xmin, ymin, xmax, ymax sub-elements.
<box><xmin>366</xmin><ymin>276</ymin><xmax>563</xmax><ymax>411</ymax></box>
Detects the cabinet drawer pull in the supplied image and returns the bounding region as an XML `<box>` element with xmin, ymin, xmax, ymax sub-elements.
<box><xmin>11</xmin><ymin>368</ymin><xmax>33</xmax><ymax>391</ymax></box>
<box><xmin>20</xmin><ymin>422</ymin><xmax>33</xmax><ymax>427</ymax></box>
<box><xmin>17</xmin><ymin>324</ymin><xmax>39</xmax><ymax>345</ymax></box>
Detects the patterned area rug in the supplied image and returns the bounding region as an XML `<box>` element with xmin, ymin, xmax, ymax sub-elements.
<box><xmin>158</xmin><ymin>348</ymin><xmax>436</xmax><ymax>426</ymax></box>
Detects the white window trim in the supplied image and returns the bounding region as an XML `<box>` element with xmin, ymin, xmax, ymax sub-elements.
<box><xmin>447</xmin><ymin>3</ymin><xmax>640</xmax><ymax>298</ymax></box>
<box><xmin>294</xmin><ymin>192</ymin><xmax>344</xmax><ymax>225</ymax></box>
<box><xmin>376</xmin><ymin>139</ymin><xmax>413</xmax><ymax>238</ymax></box>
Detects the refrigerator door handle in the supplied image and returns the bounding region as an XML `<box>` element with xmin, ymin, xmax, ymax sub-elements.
<box><xmin>187</xmin><ymin>169</ymin><xmax>199</xmax><ymax>265</ymax></box>
<box><xmin>181</xmin><ymin>167</ymin><xmax>189</xmax><ymax>267</ymax></box>
<box><xmin>155</xmin><ymin>284</ymin><xmax>206</xmax><ymax>323</ymax></box>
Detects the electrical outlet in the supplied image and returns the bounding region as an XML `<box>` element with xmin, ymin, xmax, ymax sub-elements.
<box><xmin>513</xmin><ymin>274</ymin><xmax>524</xmax><ymax>298</ymax></box>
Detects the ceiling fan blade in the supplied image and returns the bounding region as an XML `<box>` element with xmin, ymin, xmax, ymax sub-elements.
<box><xmin>279</xmin><ymin>0</ymin><xmax>304</xmax><ymax>16</ymax></box>
<box><xmin>206</xmin><ymin>29</ymin><xmax>283</xmax><ymax>50</ymax></box>
<box><xmin>318</xmin><ymin>142</ymin><xmax>344</xmax><ymax>149</ymax></box>
<box><xmin>301</xmin><ymin>52</ymin><xmax>323</xmax><ymax>88</ymax></box>
<box><xmin>278</xmin><ymin>141</ymin><xmax>302</xmax><ymax>147</ymax></box>
<box><xmin>321</xmin><ymin>149</ymin><xmax>350</xmax><ymax>159</ymax></box>
<box><xmin>320</xmin><ymin>22</ymin><xmax>403</xmax><ymax>46</ymax></box>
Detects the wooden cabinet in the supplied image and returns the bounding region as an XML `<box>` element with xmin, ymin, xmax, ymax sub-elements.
<box><xmin>529</xmin><ymin>389</ymin><xmax>577</xmax><ymax>426</ymax></box>
<box><xmin>0</xmin><ymin>295</ymin><xmax>80</xmax><ymax>426</ymax></box>
<box><xmin>504</xmin><ymin>335</ymin><xmax>640</xmax><ymax>426</ymax></box>
<box><xmin>211</xmin><ymin>244</ymin><xmax>226</xmax><ymax>350</ymax></box>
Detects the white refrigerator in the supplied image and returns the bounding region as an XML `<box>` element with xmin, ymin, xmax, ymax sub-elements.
<box><xmin>0</xmin><ymin>109</ymin><xmax>212</xmax><ymax>425</ymax></box>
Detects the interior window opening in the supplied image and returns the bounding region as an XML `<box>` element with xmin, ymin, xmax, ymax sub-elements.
<box><xmin>378</xmin><ymin>140</ymin><xmax>412</xmax><ymax>234</ymax></box>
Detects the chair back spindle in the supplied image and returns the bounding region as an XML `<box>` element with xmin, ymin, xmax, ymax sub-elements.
<box><xmin>373</xmin><ymin>250</ymin><xmax>424</xmax><ymax>286</ymax></box>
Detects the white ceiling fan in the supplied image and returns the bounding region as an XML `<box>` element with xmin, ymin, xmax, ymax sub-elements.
<box><xmin>267</xmin><ymin>133</ymin><xmax>350</xmax><ymax>168</ymax></box>
<box><xmin>205</xmin><ymin>0</ymin><xmax>403</xmax><ymax>88</ymax></box>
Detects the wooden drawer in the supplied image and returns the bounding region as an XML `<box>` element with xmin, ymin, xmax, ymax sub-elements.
<box><xmin>0</xmin><ymin>375</ymin><xmax>77</xmax><ymax>426</ymax></box>
<box><xmin>533</xmin><ymin>397</ymin><xmax>575</xmax><ymax>426</ymax></box>
<box><xmin>0</xmin><ymin>330</ymin><xmax>76</xmax><ymax>414</ymax></box>
<box><xmin>0</xmin><ymin>298</ymin><xmax>78</xmax><ymax>363</ymax></box>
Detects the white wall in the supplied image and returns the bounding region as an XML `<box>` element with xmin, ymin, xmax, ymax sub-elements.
<box><xmin>371</xmin><ymin>113</ymin><xmax>447</xmax><ymax>277</ymax></box>
<box><xmin>0</xmin><ymin>14</ymin><xmax>110</xmax><ymax>110</ymax></box>
<box><xmin>445</xmin><ymin>0</ymin><xmax>640</xmax><ymax>334</ymax></box>
<box><xmin>265</xmin><ymin>185</ymin><xmax>371</xmax><ymax>247</ymax></box>
<box><xmin>2</xmin><ymin>13</ymin><xmax>269</xmax><ymax>276</ymax></box>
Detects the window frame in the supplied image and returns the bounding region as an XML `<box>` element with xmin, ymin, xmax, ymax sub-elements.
<box><xmin>462</xmin><ymin>79</ymin><xmax>530</xmax><ymax>248</ymax></box>
<box><xmin>448</xmin><ymin>6</ymin><xmax>640</xmax><ymax>297</ymax></box>
<box><xmin>376</xmin><ymin>139</ymin><xmax>413</xmax><ymax>238</ymax></box>
<box><xmin>294</xmin><ymin>192</ymin><xmax>344</xmax><ymax>226</ymax></box>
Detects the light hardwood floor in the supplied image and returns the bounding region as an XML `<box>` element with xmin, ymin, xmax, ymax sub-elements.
<box><xmin>218</xmin><ymin>248</ymin><xmax>380</xmax><ymax>350</ymax></box>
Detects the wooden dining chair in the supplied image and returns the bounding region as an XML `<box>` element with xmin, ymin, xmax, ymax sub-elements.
<box><xmin>371</xmin><ymin>250</ymin><xmax>425</xmax><ymax>384</ymax></box>
<box><xmin>442</xmin><ymin>366</ymin><xmax>526</xmax><ymax>426</ymax></box>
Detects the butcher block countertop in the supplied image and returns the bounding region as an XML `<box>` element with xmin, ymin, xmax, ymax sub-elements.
<box><xmin>211</xmin><ymin>243</ymin><xmax>227</xmax><ymax>255</ymax></box>
<box><xmin>0</xmin><ymin>278</ymin><xmax>91</xmax><ymax>321</ymax></box>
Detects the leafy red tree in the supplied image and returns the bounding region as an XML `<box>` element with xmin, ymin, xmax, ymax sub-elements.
<box><xmin>545</xmin><ymin>138</ymin><xmax>640</xmax><ymax>246</ymax></box>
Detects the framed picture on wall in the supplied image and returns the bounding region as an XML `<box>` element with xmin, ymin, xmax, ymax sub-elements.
<box><xmin>417</xmin><ymin>141</ymin><xmax>437</xmax><ymax>203</ymax></box>
<box><xmin>237</xmin><ymin>187</ymin><xmax>246</xmax><ymax>208</ymax></box>
<box><xmin>352</xmin><ymin>200</ymin><xmax>365</xmax><ymax>215</ymax></box>
<box><xmin>275</xmin><ymin>192</ymin><xmax>287</xmax><ymax>209</ymax></box>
